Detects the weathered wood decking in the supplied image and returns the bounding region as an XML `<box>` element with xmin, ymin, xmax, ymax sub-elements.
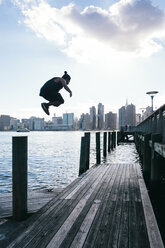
<box><xmin>0</xmin><ymin>163</ymin><xmax>164</xmax><ymax>248</ymax></box>
<box><xmin>0</xmin><ymin>189</ymin><xmax>63</xmax><ymax>218</ymax></box>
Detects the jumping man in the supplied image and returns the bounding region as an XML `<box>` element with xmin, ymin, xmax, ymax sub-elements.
<box><xmin>39</xmin><ymin>71</ymin><xmax>72</xmax><ymax>115</ymax></box>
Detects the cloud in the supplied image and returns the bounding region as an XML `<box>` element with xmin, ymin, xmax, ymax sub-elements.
<box><xmin>13</xmin><ymin>0</ymin><xmax>165</xmax><ymax>62</ymax></box>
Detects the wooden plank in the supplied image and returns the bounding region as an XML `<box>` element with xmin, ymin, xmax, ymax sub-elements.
<box><xmin>46</xmin><ymin>165</ymin><xmax>110</xmax><ymax>248</ymax></box>
<box><xmin>77</xmin><ymin>164</ymin><xmax>120</xmax><ymax>248</ymax></box>
<box><xmin>7</xmin><ymin>165</ymin><xmax>106</xmax><ymax>248</ymax></box>
<box><xmin>70</xmin><ymin>200</ymin><xmax>101</xmax><ymax>248</ymax></box>
<box><xmin>85</xmin><ymin>164</ymin><xmax>124</xmax><ymax>247</ymax></box>
<box><xmin>29</xmin><ymin>165</ymin><xmax>108</xmax><ymax>248</ymax></box>
<box><xmin>128</xmin><ymin>164</ymin><xmax>139</xmax><ymax>248</ymax></box>
<box><xmin>107</xmin><ymin>163</ymin><xmax>127</xmax><ymax>247</ymax></box>
<box><xmin>133</xmin><ymin>164</ymin><xmax>150</xmax><ymax>248</ymax></box>
<box><xmin>0</xmin><ymin>190</ymin><xmax>63</xmax><ymax>218</ymax></box>
<box><xmin>136</xmin><ymin>164</ymin><xmax>164</xmax><ymax>248</ymax></box>
<box><xmin>117</xmin><ymin>163</ymin><xmax>129</xmax><ymax>248</ymax></box>
<box><xmin>60</xmin><ymin>164</ymin><xmax>119</xmax><ymax>248</ymax></box>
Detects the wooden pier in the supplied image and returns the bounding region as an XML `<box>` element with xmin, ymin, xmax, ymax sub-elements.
<box><xmin>0</xmin><ymin>163</ymin><xmax>163</xmax><ymax>248</ymax></box>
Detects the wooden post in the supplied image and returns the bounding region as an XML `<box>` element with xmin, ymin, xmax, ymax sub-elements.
<box><xmin>111</xmin><ymin>132</ymin><xmax>113</xmax><ymax>150</ymax></box>
<box><xmin>12</xmin><ymin>136</ymin><xmax>28</xmax><ymax>221</ymax></box>
<box><xmin>114</xmin><ymin>131</ymin><xmax>116</xmax><ymax>148</ymax></box>
<box><xmin>85</xmin><ymin>132</ymin><xmax>90</xmax><ymax>171</ymax></box>
<box><xmin>108</xmin><ymin>132</ymin><xmax>110</xmax><ymax>152</ymax></box>
<box><xmin>143</xmin><ymin>133</ymin><xmax>151</xmax><ymax>182</ymax></box>
<box><xmin>117</xmin><ymin>131</ymin><xmax>120</xmax><ymax>145</ymax></box>
<box><xmin>79</xmin><ymin>136</ymin><xmax>86</xmax><ymax>175</ymax></box>
<box><xmin>112</xmin><ymin>132</ymin><xmax>115</xmax><ymax>149</ymax></box>
<box><xmin>140</xmin><ymin>136</ymin><xmax>143</xmax><ymax>159</ymax></box>
<box><xmin>151</xmin><ymin>134</ymin><xmax>162</xmax><ymax>192</ymax></box>
<box><xmin>96</xmin><ymin>132</ymin><xmax>101</xmax><ymax>164</ymax></box>
<box><xmin>103</xmin><ymin>132</ymin><xmax>107</xmax><ymax>157</ymax></box>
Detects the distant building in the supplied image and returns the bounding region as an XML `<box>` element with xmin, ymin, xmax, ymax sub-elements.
<box><xmin>105</xmin><ymin>112</ymin><xmax>117</xmax><ymax>130</ymax></box>
<box><xmin>90</xmin><ymin>106</ymin><xmax>96</xmax><ymax>130</ymax></box>
<box><xmin>119</xmin><ymin>106</ymin><xmax>126</xmax><ymax>128</ymax></box>
<box><xmin>144</xmin><ymin>106</ymin><xmax>152</xmax><ymax>120</ymax></box>
<box><xmin>126</xmin><ymin>104</ymin><xmax>136</xmax><ymax>126</ymax></box>
<box><xmin>82</xmin><ymin>113</ymin><xmax>90</xmax><ymax>130</ymax></box>
<box><xmin>29</xmin><ymin>117</ymin><xmax>44</xmax><ymax>130</ymax></box>
<box><xmin>98</xmin><ymin>103</ymin><xmax>104</xmax><ymax>130</ymax></box>
<box><xmin>118</xmin><ymin>102</ymin><xmax>136</xmax><ymax>129</ymax></box>
<box><xmin>10</xmin><ymin>117</ymin><xmax>20</xmax><ymax>130</ymax></box>
<box><xmin>52</xmin><ymin>114</ymin><xmax>63</xmax><ymax>127</ymax></box>
<box><xmin>136</xmin><ymin>114</ymin><xmax>141</xmax><ymax>126</ymax></box>
<box><xmin>63</xmin><ymin>113</ymin><xmax>74</xmax><ymax>130</ymax></box>
<box><xmin>78</xmin><ymin>113</ymin><xmax>90</xmax><ymax>130</ymax></box>
<box><xmin>0</xmin><ymin>115</ymin><xmax>11</xmax><ymax>130</ymax></box>
<box><xmin>22</xmin><ymin>119</ymin><xmax>30</xmax><ymax>129</ymax></box>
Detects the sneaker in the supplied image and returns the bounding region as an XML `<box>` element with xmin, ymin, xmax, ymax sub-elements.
<box><xmin>41</xmin><ymin>103</ymin><xmax>50</xmax><ymax>115</ymax></box>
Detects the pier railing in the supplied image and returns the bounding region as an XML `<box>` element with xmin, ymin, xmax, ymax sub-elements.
<box><xmin>133</xmin><ymin>104</ymin><xmax>165</xmax><ymax>195</ymax></box>
<box><xmin>135</xmin><ymin>104</ymin><xmax>165</xmax><ymax>143</ymax></box>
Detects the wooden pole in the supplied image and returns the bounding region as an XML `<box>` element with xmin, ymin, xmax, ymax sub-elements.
<box><xmin>151</xmin><ymin>134</ymin><xmax>162</xmax><ymax>181</ymax></box>
<box><xmin>143</xmin><ymin>133</ymin><xmax>151</xmax><ymax>182</ymax></box>
<box><xmin>151</xmin><ymin>134</ymin><xmax>162</xmax><ymax>193</ymax></box>
<box><xmin>117</xmin><ymin>131</ymin><xmax>120</xmax><ymax>145</ymax></box>
<box><xmin>12</xmin><ymin>136</ymin><xmax>28</xmax><ymax>221</ymax></box>
<box><xmin>85</xmin><ymin>132</ymin><xmax>90</xmax><ymax>171</ymax></box>
<box><xmin>111</xmin><ymin>132</ymin><xmax>113</xmax><ymax>150</ymax></box>
<box><xmin>103</xmin><ymin>132</ymin><xmax>107</xmax><ymax>157</ymax></box>
<box><xmin>96</xmin><ymin>132</ymin><xmax>101</xmax><ymax>164</ymax></box>
<box><xmin>108</xmin><ymin>132</ymin><xmax>110</xmax><ymax>152</ymax></box>
<box><xmin>114</xmin><ymin>131</ymin><xmax>116</xmax><ymax>148</ymax></box>
<box><xmin>79</xmin><ymin>136</ymin><xmax>86</xmax><ymax>175</ymax></box>
<box><xmin>112</xmin><ymin>132</ymin><xmax>115</xmax><ymax>149</ymax></box>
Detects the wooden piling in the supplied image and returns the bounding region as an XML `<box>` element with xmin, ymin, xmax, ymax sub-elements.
<box><xmin>151</xmin><ymin>134</ymin><xmax>162</xmax><ymax>191</ymax></box>
<box><xmin>114</xmin><ymin>131</ymin><xmax>116</xmax><ymax>148</ymax></box>
<box><xmin>79</xmin><ymin>136</ymin><xmax>86</xmax><ymax>175</ymax></box>
<box><xmin>143</xmin><ymin>133</ymin><xmax>151</xmax><ymax>181</ymax></box>
<box><xmin>96</xmin><ymin>132</ymin><xmax>101</xmax><ymax>164</ymax></box>
<box><xmin>85</xmin><ymin>132</ymin><xmax>90</xmax><ymax>171</ymax></box>
<box><xmin>117</xmin><ymin>131</ymin><xmax>120</xmax><ymax>145</ymax></box>
<box><xmin>111</xmin><ymin>132</ymin><xmax>113</xmax><ymax>150</ymax></box>
<box><xmin>12</xmin><ymin>136</ymin><xmax>28</xmax><ymax>221</ymax></box>
<box><xmin>112</xmin><ymin>132</ymin><xmax>115</xmax><ymax>149</ymax></box>
<box><xmin>103</xmin><ymin>132</ymin><xmax>107</xmax><ymax>157</ymax></box>
<box><xmin>108</xmin><ymin>132</ymin><xmax>110</xmax><ymax>152</ymax></box>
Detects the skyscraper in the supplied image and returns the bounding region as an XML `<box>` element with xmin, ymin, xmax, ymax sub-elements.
<box><xmin>90</xmin><ymin>106</ymin><xmax>96</xmax><ymax>130</ymax></box>
<box><xmin>0</xmin><ymin>115</ymin><xmax>11</xmax><ymax>131</ymax></box>
<box><xmin>119</xmin><ymin>106</ymin><xmax>126</xmax><ymax>128</ymax></box>
<box><xmin>126</xmin><ymin>104</ymin><xmax>136</xmax><ymax>126</ymax></box>
<box><xmin>63</xmin><ymin>113</ymin><xmax>74</xmax><ymax>129</ymax></box>
<box><xmin>98</xmin><ymin>103</ymin><xmax>104</xmax><ymax>130</ymax></box>
<box><xmin>119</xmin><ymin>103</ymin><xmax>136</xmax><ymax>128</ymax></box>
<box><xmin>78</xmin><ymin>113</ymin><xmax>90</xmax><ymax>130</ymax></box>
<box><xmin>105</xmin><ymin>112</ymin><xmax>117</xmax><ymax>130</ymax></box>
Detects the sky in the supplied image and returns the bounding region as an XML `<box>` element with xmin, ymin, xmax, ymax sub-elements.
<box><xmin>0</xmin><ymin>0</ymin><xmax>165</xmax><ymax>120</ymax></box>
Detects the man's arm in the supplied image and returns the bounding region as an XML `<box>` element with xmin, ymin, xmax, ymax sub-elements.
<box><xmin>55</xmin><ymin>78</ymin><xmax>72</xmax><ymax>97</ymax></box>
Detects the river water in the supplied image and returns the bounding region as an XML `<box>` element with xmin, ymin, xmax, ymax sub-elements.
<box><xmin>0</xmin><ymin>131</ymin><xmax>140</xmax><ymax>195</ymax></box>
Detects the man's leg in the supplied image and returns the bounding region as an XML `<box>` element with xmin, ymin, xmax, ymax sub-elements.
<box><xmin>47</xmin><ymin>101</ymin><xmax>62</xmax><ymax>107</ymax></box>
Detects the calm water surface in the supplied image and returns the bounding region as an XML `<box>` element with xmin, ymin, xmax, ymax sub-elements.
<box><xmin>0</xmin><ymin>131</ymin><xmax>140</xmax><ymax>194</ymax></box>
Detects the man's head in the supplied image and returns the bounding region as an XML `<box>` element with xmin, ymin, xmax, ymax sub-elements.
<box><xmin>62</xmin><ymin>71</ymin><xmax>71</xmax><ymax>84</ymax></box>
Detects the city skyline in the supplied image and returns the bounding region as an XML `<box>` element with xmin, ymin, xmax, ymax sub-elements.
<box><xmin>0</xmin><ymin>99</ymin><xmax>155</xmax><ymax>131</ymax></box>
<box><xmin>1</xmin><ymin>0</ymin><xmax>165</xmax><ymax>120</ymax></box>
